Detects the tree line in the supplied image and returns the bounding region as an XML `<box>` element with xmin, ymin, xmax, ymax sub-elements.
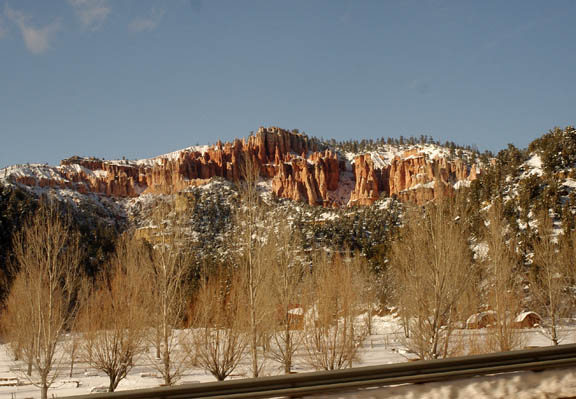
<box><xmin>389</xmin><ymin>197</ymin><xmax>576</xmax><ymax>359</ymax></box>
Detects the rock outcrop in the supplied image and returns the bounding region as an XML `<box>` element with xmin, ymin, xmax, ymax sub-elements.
<box><xmin>349</xmin><ymin>154</ymin><xmax>382</xmax><ymax>206</ymax></box>
<box><xmin>349</xmin><ymin>151</ymin><xmax>479</xmax><ymax>205</ymax></box>
<box><xmin>5</xmin><ymin>127</ymin><xmax>480</xmax><ymax>207</ymax></box>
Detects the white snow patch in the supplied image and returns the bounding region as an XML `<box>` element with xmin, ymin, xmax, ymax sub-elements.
<box><xmin>375</xmin><ymin>198</ymin><xmax>394</xmax><ymax>210</ymax></box>
<box><xmin>454</xmin><ymin>180</ymin><xmax>471</xmax><ymax>189</ymax></box>
<box><xmin>515</xmin><ymin>311</ymin><xmax>541</xmax><ymax>323</ymax></box>
<box><xmin>317</xmin><ymin>212</ymin><xmax>338</xmax><ymax>221</ymax></box>
<box><xmin>368</xmin><ymin>152</ymin><xmax>392</xmax><ymax>169</ymax></box>
<box><xmin>563</xmin><ymin>178</ymin><xmax>576</xmax><ymax>189</ymax></box>
<box><xmin>521</xmin><ymin>154</ymin><xmax>544</xmax><ymax>178</ymax></box>
<box><xmin>526</xmin><ymin>153</ymin><xmax>543</xmax><ymax>169</ymax></box>
<box><xmin>0</xmin><ymin>164</ymin><xmax>68</xmax><ymax>183</ymax></box>
<box><xmin>472</xmin><ymin>242</ymin><xmax>489</xmax><ymax>261</ymax></box>
<box><xmin>107</xmin><ymin>145</ymin><xmax>213</xmax><ymax>167</ymax></box>
<box><xmin>403</xmin><ymin>181</ymin><xmax>435</xmax><ymax>191</ymax></box>
<box><xmin>343</xmin><ymin>144</ymin><xmax>461</xmax><ymax>171</ymax></box>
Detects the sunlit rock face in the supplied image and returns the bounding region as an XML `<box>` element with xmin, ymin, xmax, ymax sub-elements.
<box><xmin>349</xmin><ymin>151</ymin><xmax>478</xmax><ymax>206</ymax></box>
<box><xmin>4</xmin><ymin>126</ymin><xmax>479</xmax><ymax>207</ymax></box>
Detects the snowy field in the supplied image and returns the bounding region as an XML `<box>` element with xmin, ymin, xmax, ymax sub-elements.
<box><xmin>0</xmin><ymin>315</ymin><xmax>574</xmax><ymax>399</ymax></box>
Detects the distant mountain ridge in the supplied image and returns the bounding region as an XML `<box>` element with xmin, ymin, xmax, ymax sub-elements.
<box><xmin>0</xmin><ymin>126</ymin><xmax>480</xmax><ymax>208</ymax></box>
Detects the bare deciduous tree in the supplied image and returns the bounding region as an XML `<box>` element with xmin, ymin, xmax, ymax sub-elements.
<box><xmin>142</xmin><ymin>201</ymin><xmax>192</xmax><ymax>385</ymax></box>
<box><xmin>302</xmin><ymin>252</ymin><xmax>368</xmax><ymax>370</ymax></box>
<box><xmin>0</xmin><ymin>205</ymin><xmax>83</xmax><ymax>399</ymax></box>
<box><xmin>529</xmin><ymin>212</ymin><xmax>571</xmax><ymax>345</ymax></box>
<box><xmin>77</xmin><ymin>234</ymin><xmax>148</xmax><ymax>392</ymax></box>
<box><xmin>186</xmin><ymin>269</ymin><xmax>247</xmax><ymax>381</ymax></box>
<box><xmin>65</xmin><ymin>324</ymin><xmax>81</xmax><ymax>378</ymax></box>
<box><xmin>234</xmin><ymin>155</ymin><xmax>273</xmax><ymax>377</ymax></box>
<box><xmin>267</xmin><ymin>220</ymin><xmax>306</xmax><ymax>374</ymax></box>
<box><xmin>559</xmin><ymin>229</ymin><xmax>576</xmax><ymax>313</ymax></box>
<box><xmin>389</xmin><ymin>203</ymin><xmax>474</xmax><ymax>360</ymax></box>
<box><xmin>484</xmin><ymin>204</ymin><xmax>524</xmax><ymax>352</ymax></box>
<box><xmin>2</xmin><ymin>276</ymin><xmax>35</xmax><ymax>376</ymax></box>
<box><xmin>353</xmin><ymin>255</ymin><xmax>378</xmax><ymax>336</ymax></box>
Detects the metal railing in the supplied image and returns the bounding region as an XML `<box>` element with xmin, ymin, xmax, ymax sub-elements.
<box><xmin>66</xmin><ymin>344</ymin><xmax>576</xmax><ymax>399</ymax></box>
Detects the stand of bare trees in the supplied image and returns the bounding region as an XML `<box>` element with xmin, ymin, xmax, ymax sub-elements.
<box><xmin>2</xmin><ymin>276</ymin><xmax>34</xmax><ymax>375</ymax></box>
<box><xmin>389</xmin><ymin>203</ymin><xmax>474</xmax><ymax>360</ymax></box>
<box><xmin>559</xmin><ymin>230</ymin><xmax>576</xmax><ymax>311</ymax></box>
<box><xmin>76</xmin><ymin>234</ymin><xmax>148</xmax><ymax>392</ymax></box>
<box><xmin>142</xmin><ymin>202</ymin><xmax>193</xmax><ymax>385</ymax></box>
<box><xmin>302</xmin><ymin>252</ymin><xmax>368</xmax><ymax>370</ymax></box>
<box><xmin>267</xmin><ymin>221</ymin><xmax>306</xmax><ymax>374</ymax></box>
<box><xmin>1</xmin><ymin>205</ymin><xmax>83</xmax><ymax>399</ymax></box>
<box><xmin>483</xmin><ymin>204</ymin><xmax>525</xmax><ymax>352</ymax></box>
<box><xmin>234</xmin><ymin>156</ymin><xmax>274</xmax><ymax>377</ymax></box>
<box><xmin>186</xmin><ymin>268</ymin><xmax>247</xmax><ymax>381</ymax></box>
<box><xmin>529</xmin><ymin>212</ymin><xmax>572</xmax><ymax>345</ymax></box>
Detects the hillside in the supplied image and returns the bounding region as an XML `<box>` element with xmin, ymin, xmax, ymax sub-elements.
<box><xmin>1</xmin><ymin>125</ymin><xmax>576</xmax><ymax>286</ymax></box>
<box><xmin>466</xmin><ymin>126</ymin><xmax>576</xmax><ymax>244</ymax></box>
<box><xmin>0</xmin><ymin>126</ymin><xmax>483</xmax><ymax>293</ymax></box>
<box><xmin>2</xmin><ymin>126</ymin><xmax>576</xmax><ymax>275</ymax></box>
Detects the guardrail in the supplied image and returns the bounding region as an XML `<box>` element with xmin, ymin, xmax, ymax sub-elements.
<box><xmin>66</xmin><ymin>344</ymin><xmax>576</xmax><ymax>399</ymax></box>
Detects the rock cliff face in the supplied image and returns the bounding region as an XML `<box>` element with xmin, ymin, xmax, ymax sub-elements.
<box><xmin>349</xmin><ymin>151</ymin><xmax>479</xmax><ymax>205</ymax></box>
<box><xmin>349</xmin><ymin>154</ymin><xmax>382</xmax><ymax>206</ymax></box>
<box><xmin>4</xmin><ymin>127</ymin><xmax>480</xmax><ymax>207</ymax></box>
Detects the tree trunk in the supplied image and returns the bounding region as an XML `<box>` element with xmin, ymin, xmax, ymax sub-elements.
<box><xmin>70</xmin><ymin>356</ymin><xmax>75</xmax><ymax>378</ymax></box>
<box><xmin>163</xmin><ymin>352</ymin><xmax>171</xmax><ymax>386</ymax></box>
<box><xmin>108</xmin><ymin>375</ymin><xmax>118</xmax><ymax>392</ymax></box>
<box><xmin>251</xmin><ymin>334</ymin><xmax>259</xmax><ymax>378</ymax></box>
<box><xmin>366</xmin><ymin>309</ymin><xmax>373</xmax><ymax>335</ymax></box>
<box><xmin>163</xmin><ymin>329</ymin><xmax>172</xmax><ymax>385</ymax></box>
<box><xmin>284</xmin><ymin>328</ymin><xmax>292</xmax><ymax>374</ymax></box>
<box><xmin>551</xmin><ymin>313</ymin><xmax>559</xmax><ymax>345</ymax></box>
<box><xmin>41</xmin><ymin>383</ymin><xmax>48</xmax><ymax>399</ymax></box>
<box><xmin>402</xmin><ymin>314</ymin><xmax>410</xmax><ymax>338</ymax></box>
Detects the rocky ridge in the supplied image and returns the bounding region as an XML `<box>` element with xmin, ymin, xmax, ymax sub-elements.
<box><xmin>1</xmin><ymin>127</ymin><xmax>480</xmax><ymax>207</ymax></box>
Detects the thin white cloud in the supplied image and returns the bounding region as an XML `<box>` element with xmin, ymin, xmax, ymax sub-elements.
<box><xmin>128</xmin><ymin>9</ymin><xmax>164</xmax><ymax>33</ymax></box>
<box><xmin>4</xmin><ymin>6</ymin><xmax>61</xmax><ymax>54</ymax></box>
<box><xmin>68</xmin><ymin>0</ymin><xmax>110</xmax><ymax>31</ymax></box>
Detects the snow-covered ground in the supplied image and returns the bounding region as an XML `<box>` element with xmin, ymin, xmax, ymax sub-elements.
<box><xmin>0</xmin><ymin>315</ymin><xmax>574</xmax><ymax>399</ymax></box>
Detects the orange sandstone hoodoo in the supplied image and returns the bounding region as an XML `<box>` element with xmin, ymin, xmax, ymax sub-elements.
<box><xmin>9</xmin><ymin>127</ymin><xmax>479</xmax><ymax>207</ymax></box>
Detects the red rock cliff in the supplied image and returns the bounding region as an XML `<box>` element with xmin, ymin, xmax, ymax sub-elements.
<box><xmin>9</xmin><ymin>127</ymin><xmax>340</xmax><ymax>206</ymax></box>
<box><xmin>7</xmin><ymin>128</ymin><xmax>479</xmax><ymax>207</ymax></box>
<box><xmin>349</xmin><ymin>151</ymin><xmax>479</xmax><ymax>205</ymax></box>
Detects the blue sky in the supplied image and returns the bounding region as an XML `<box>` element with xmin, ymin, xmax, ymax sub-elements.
<box><xmin>1</xmin><ymin>0</ymin><xmax>575</xmax><ymax>167</ymax></box>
